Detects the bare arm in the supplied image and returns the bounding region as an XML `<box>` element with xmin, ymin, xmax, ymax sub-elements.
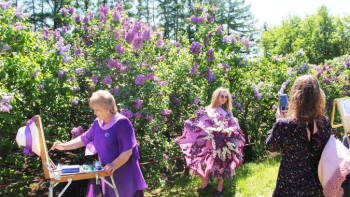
<box><xmin>51</xmin><ymin>136</ymin><xmax>85</xmax><ymax>151</ymax></box>
<box><xmin>104</xmin><ymin>148</ymin><xmax>133</xmax><ymax>173</ymax></box>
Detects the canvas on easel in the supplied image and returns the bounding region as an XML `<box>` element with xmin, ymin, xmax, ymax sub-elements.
<box><xmin>331</xmin><ymin>97</ymin><xmax>350</xmax><ymax>148</ymax></box>
<box><xmin>16</xmin><ymin>115</ymin><xmax>119</xmax><ymax>197</ymax></box>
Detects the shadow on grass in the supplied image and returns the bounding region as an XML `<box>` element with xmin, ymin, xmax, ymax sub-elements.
<box><xmin>146</xmin><ymin>154</ymin><xmax>281</xmax><ymax>197</ymax></box>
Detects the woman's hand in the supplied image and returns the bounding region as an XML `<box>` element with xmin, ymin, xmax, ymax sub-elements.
<box><xmin>51</xmin><ymin>141</ymin><xmax>66</xmax><ymax>151</ymax></box>
<box><xmin>275</xmin><ymin>109</ymin><xmax>287</xmax><ymax>120</ymax></box>
<box><xmin>104</xmin><ymin>163</ymin><xmax>115</xmax><ymax>173</ymax></box>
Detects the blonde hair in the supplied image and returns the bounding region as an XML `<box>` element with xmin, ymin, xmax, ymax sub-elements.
<box><xmin>287</xmin><ymin>75</ymin><xmax>326</xmax><ymax>125</ymax></box>
<box><xmin>209</xmin><ymin>87</ymin><xmax>232</xmax><ymax>112</ymax></box>
<box><xmin>89</xmin><ymin>90</ymin><xmax>117</xmax><ymax>115</ymax></box>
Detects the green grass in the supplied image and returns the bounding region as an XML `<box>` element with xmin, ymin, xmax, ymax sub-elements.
<box><xmin>145</xmin><ymin>154</ymin><xmax>281</xmax><ymax>197</ymax></box>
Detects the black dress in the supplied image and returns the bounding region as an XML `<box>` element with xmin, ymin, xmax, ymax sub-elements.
<box><xmin>266</xmin><ymin>117</ymin><xmax>331</xmax><ymax>197</ymax></box>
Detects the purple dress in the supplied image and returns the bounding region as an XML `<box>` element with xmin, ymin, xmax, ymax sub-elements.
<box><xmin>81</xmin><ymin>113</ymin><xmax>147</xmax><ymax>197</ymax></box>
<box><xmin>175</xmin><ymin>106</ymin><xmax>245</xmax><ymax>179</ymax></box>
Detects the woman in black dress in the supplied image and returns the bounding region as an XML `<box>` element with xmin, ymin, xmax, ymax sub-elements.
<box><xmin>266</xmin><ymin>75</ymin><xmax>331</xmax><ymax>196</ymax></box>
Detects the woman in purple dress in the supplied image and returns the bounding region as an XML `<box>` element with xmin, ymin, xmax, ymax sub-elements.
<box><xmin>266</xmin><ymin>75</ymin><xmax>331</xmax><ymax>196</ymax></box>
<box><xmin>175</xmin><ymin>87</ymin><xmax>245</xmax><ymax>196</ymax></box>
<box><xmin>51</xmin><ymin>90</ymin><xmax>147</xmax><ymax>197</ymax></box>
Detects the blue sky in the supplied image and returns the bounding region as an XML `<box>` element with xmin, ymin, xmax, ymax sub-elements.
<box><xmin>245</xmin><ymin>0</ymin><xmax>350</xmax><ymax>28</ymax></box>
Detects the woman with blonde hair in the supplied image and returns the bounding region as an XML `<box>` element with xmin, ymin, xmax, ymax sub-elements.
<box><xmin>175</xmin><ymin>87</ymin><xmax>245</xmax><ymax>196</ymax></box>
<box><xmin>266</xmin><ymin>75</ymin><xmax>331</xmax><ymax>196</ymax></box>
<box><xmin>51</xmin><ymin>90</ymin><xmax>147</xmax><ymax>197</ymax></box>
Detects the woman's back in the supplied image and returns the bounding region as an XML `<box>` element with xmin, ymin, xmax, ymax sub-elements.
<box><xmin>266</xmin><ymin>117</ymin><xmax>331</xmax><ymax>196</ymax></box>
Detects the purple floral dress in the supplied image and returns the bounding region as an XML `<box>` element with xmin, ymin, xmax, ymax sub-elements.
<box><xmin>266</xmin><ymin>117</ymin><xmax>331</xmax><ymax>197</ymax></box>
<box><xmin>175</xmin><ymin>106</ymin><xmax>245</xmax><ymax>179</ymax></box>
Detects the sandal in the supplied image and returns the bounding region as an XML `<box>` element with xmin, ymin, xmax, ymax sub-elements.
<box><xmin>196</xmin><ymin>183</ymin><xmax>210</xmax><ymax>192</ymax></box>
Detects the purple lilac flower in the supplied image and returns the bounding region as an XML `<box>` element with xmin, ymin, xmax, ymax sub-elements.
<box><xmin>189</xmin><ymin>42</ymin><xmax>202</xmax><ymax>54</ymax></box>
<box><xmin>110</xmin><ymin>87</ymin><xmax>119</xmax><ymax>96</ymax></box>
<box><xmin>145</xmin><ymin>114</ymin><xmax>153</xmax><ymax>122</ymax></box>
<box><xmin>0</xmin><ymin>1</ymin><xmax>12</xmax><ymax>10</ymax></box>
<box><xmin>216</xmin><ymin>26</ymin><xmax>223</xmax><ymax>34</ymax></box>
<box><xmin>0</xmin><ymin>102</ymin><xmax>12</xmax><ymax>112</ymax></box>
<box><xmin>12</xmin><ymin>22</ymin><xmax>27</xmax><ymax>31</ymax></box>
<box><xmin>189</xmin><ymin>63</ymin><xmax>198</xmax><ymax>75</ymax></box>
<box><xmin>1</xmin><ymin>96</ymin><xmax>13</xmax><ymax>103</ymax></box>
<box><xmin>279</xmin><ymin>79</ymin><xmax>290</xmax><ymax>94</ymax></box>
<box><xmin>193</xmin><ymin>98</ymin><xmax>199</xmax><ymax>105</ymax></box>
<box><xmin>134</xmin><ymin>112</ymin><xmax>141</xmax><ymax>119</ymax></box>
<box><xmin>71</xmin><ymin>126</ymin><xmax>84</xmax><ymax>139</ymax></box>
<box><xmin>204</xmin><ymin>67</ymin><xmax>216</xmax><ymax>82</ymax></box>
<box><xmin>102</xmin><ymin>75</ymin><xmax>113</xmax><ymax>85</ymax></box>
<box><xmin>100</xmin><ymin>4</ymin><xmax>110</xmax><ymax>15</ymax></box>
<box><xmin>172</xmin><ymin>95</ymin><xmax>180</xmax><ymax>105</ymax></box>
<box><xmin>252</xmin><ymin>83</ymin><xmax>262</xmax><ymax>100</ymax></box>
<box><xmin>114</xmin><ymin>28</ymin><xmax>119</xmax><ymax>38</ymax></box>
<box><xmin>156</xmin><ymin>39</ymin><xmax>163</xmax><ymax>48</ymax></box>
<box><xmin>31</xmin><ymin>68</ymin><xmax>40</xmax><ymax>78</ymax></box>
<box><xmin>83</xmin><ymin>15</ymin><xmax>90</xmax><ymax>23</ymax></box>
<box><xmin>13</xmin><ymin>5</ymin><xmax>30</xmax><ymax>18</ymax></box>
<box><xmin>156</xmin><ymin>56</ymin><xmax>164</xmax><ymax>62</ymax></box>
<box><xmin>133</xmin><ymin>35</ymin><xmax>143</xmax><ymax>50</ymax></box>
<box><xmin>346</xmin><ymin>58</ymin><xmax>349</xmax><ymax>67</ymax></box>
<box><xmin>1</xmin><ymin>44</ymin><xmax>11</xmax><ymax>50</ymax></box>
<box><xmin>236</xmin><ymin>101</ymin><xmax>243</xmax><ymax>112</ymax></box>
<box><xmin>42</xmin><ymin>28</ymin><xmax>49</xmax><ymax>41</ymax></box>
<box><xmin>63</xmin><ymin>55</ymin><xmax>73</xmax><ymax>63</ymax></box>
<box><xmin>99</xmin><ymin>13</ymin><xmax>107</xmax><ymax>23</ymax></box>
<box><xmin>153</xmin><ymin>125</ymin><xmax>160</xmax><ymax>131</ymax></box>
<box><xmin>163</xmin><ymin>153</ymin><xmax>169</xmax><ymax>160</ymax></box>
<box><xmin>121</xmin><ymin>109</ymin><xmax>133</xmax><ymax>119</ymax></box>
<box><xmin>146</xmin><ymin>73</ymin><xmax>154</xmax><ymax>80</ymax></box>
<box><xmin>114</xmin><ymin>1</ymin><xmax>124</xmax><ymax>11</ymax></box>
<box><xmin>207</xmin><ymin>48</ymin><xmax>214</xmax><ymax>62</ymax></box>
<box><xmin>142</xmin><ymin>28</ymin><xmax>151</xmax><ymax>41</ymax></box>
<box><xmin>122</xmin><ymin>18</ymin><xmax>131</xmax><ymax>30</ymax></box>
<box><xmin>204</xmin><ymin>32</ymin><xmax>213</xmax><ymax>46</ymax></box>
<box><xmin>126</xmin><ymin>31</ymin><xmax>135</xmax><ymax>44</ymax></box>
<box><xmin>161</xmin><ymin>109</ymin><xmax>172</xmax><ymax>116</ymax></box>
<box><xmin>132</xmin><ymin>21</ymin><xmax>142</xmax><ymax>34</ymax></box>
<box><xmin>74</xmin><ymin>46</ymin><xmax>82</xmax><ymax>56</ymax></box>
<box><xmin>197</xmin><ymin>15</ymin><xmax>205</xmax><ymax>23</ymax></box>
<box><xmin>52</xmin><ymin>29</ymin><xmax>60</xmax><ymax>41</ymax></box>
<box><xmin>134</xmin><ymin>98</ymin><xmax>143</xmax><ymax>109</ymax></box>
<box><xmin>38</xmin><ymin>84</ymin><xmax>44</xmax><ymax>90</ymax></box>
<box><xmin>75</xmin><ymin>14</ymin><xmax>81</xmax><ymax>23</ymax></box>
<box><xmin>135</xmin><ymin>75</ymin><xmax>147</xmax><ymax>85</ymax></box>
<box><xmin>71</xmin><ymin>99</ymin><xmax>78</xmax><ymax>105</ymax></box>
<box><xmin>190</xmin><ymin>15</ymin><xmax>197</xmax><ymax>24</ymax></box>
<box><xmin>157</xmin><ymin>80</ymin><xmax>168</xmax><ymax>87</ymax></box>
<box><xmin>112</xmin><ymin>8</ymin><xmax>121</xmax><ymax>21</ymax></box>
<box><xmin>158</xmin><ymin>92</ymin><xmax>164</xmax><ymax>97</ymax></box>
<box><xmin>69</xmin><ymin>6</ymin><xmax>74</xmax><ymax>15</ymax></box>
<box><xmin>115</xmin><ymin>42</ymin><xmax>125</xmax><ymax>55</ymax></box>
<box><xmin>91</xmin><ymin>74</ymin><xmax>98</xmax><ymax>83</ymax></box>
<box><xmin>207</xmin><ymin>15</ymin><xmax>214</xmax><ymax>24</ymax></box>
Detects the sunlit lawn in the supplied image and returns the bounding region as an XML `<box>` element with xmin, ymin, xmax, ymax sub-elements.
<box><xmin>145</xmin><ymin>154</ymin><xmax>281</xmax><ymax>197</ymax></box>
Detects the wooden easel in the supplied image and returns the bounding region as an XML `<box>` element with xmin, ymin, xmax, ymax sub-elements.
<box><xmin>31</xmin><ymin>115</ymin><xmax>119</xmax><ymax>197</ymax></box>
<box><xmin>331</xmin><ymin>98</ymin><xmax>350</xmax><ymax>149</ymax></box>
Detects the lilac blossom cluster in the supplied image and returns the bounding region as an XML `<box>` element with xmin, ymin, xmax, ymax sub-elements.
<box><xmin>134</xmin><ymin>98</ymin><xmax>143</xmax><ymax>109</ymax></box>
<box><xmin>0</xmin><ymin>95</ymin><xmax>14</xmax><ymax>112</ymax></box>
<box><xmin>189</xmin><ymin>42</ymin><xmax>202</xmax><ymax>54</ymax></box>
<box><xmin>56</xmin><ymin>38</ymin><xmax>73</xmax><ymax>63</ymax></box>
<box><xmin>161</xmin><ymin>109</ymin><xmax>172</xmax><ymax>116</ymax></box>
<box><xmin>0</xmin><ymin>1</ymin><xmax>12</xmax><ymax>10</ymax></box>
<box><xmin>252</xmin><ymin>82</ymin><xmax>263</xmax><ymax>100</ymax></box>
<box><xmin>279</xmin><ymin>79</ymin><xmax>290</xmax><ymax>94</ymax></box>
<box><xmin>121</xmin><ymin>109</ymin><xmax>133</xmax><ymax>119</ymax></box>
<box><xmin>71</xmin><ymin>126</ymin><xmax>84</xmax><ymax>139</ymax></box>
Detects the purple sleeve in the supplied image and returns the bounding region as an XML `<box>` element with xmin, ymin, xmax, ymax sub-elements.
<box><xmin>81</xmin><ymin>121</ymin><xmax>96</xmax><ymax>146</ymax></box>
<box><xmin>266</xmin><ymin>120</ymin><xmax>283</xmax><ymax>152</ymax></box>
<box><xmin>116</xmin><ymin>119</ymin><xmax>137</xmax><ymax>153</ymax></box>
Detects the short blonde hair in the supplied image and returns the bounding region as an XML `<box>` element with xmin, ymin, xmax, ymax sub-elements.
<box><xmin>287</xmin><ymin>75</ymin><xmax>326</xmax><ymax>125</ymax></box>
<box><xmin>209</xmin><ymin>87</ymin><xmax>232</xmax><ymax>112</ymax></box>
<box><xmin>89</xmin><ymin>90</ymin><xmax>117</xmax><ymax>115</ymax></box>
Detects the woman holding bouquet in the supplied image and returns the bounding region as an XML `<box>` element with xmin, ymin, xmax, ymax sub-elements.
<box><xmin>175</xmin><ymin>87</ymin><xmax>245</xmax><ymax>196</ymax></box>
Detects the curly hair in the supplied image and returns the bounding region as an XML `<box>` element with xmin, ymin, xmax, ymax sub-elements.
<box><xmin>209</xmin><ymin>87</ymin><xmax>232</xmax><ymax>112</ymax></box>
<box><xmin>287</xmin><ymin>75</ymin><xmax>326</xmax><ymax>126</ymax></box>
<box><xmin>89</xmin><ymin>90</ymin><xmax>117</xmax><ymax>115</ymax></box>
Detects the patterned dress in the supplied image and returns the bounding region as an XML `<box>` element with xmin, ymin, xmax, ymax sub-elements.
<box><xmin>266</xmin><ymin>117</ymin><xmax>331</xmax><ymax>197</ymax></box>
<box><xmin>175</xmin><ymin>106</ymin><xmax>245</xmax><ymax>179</ymax></box>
